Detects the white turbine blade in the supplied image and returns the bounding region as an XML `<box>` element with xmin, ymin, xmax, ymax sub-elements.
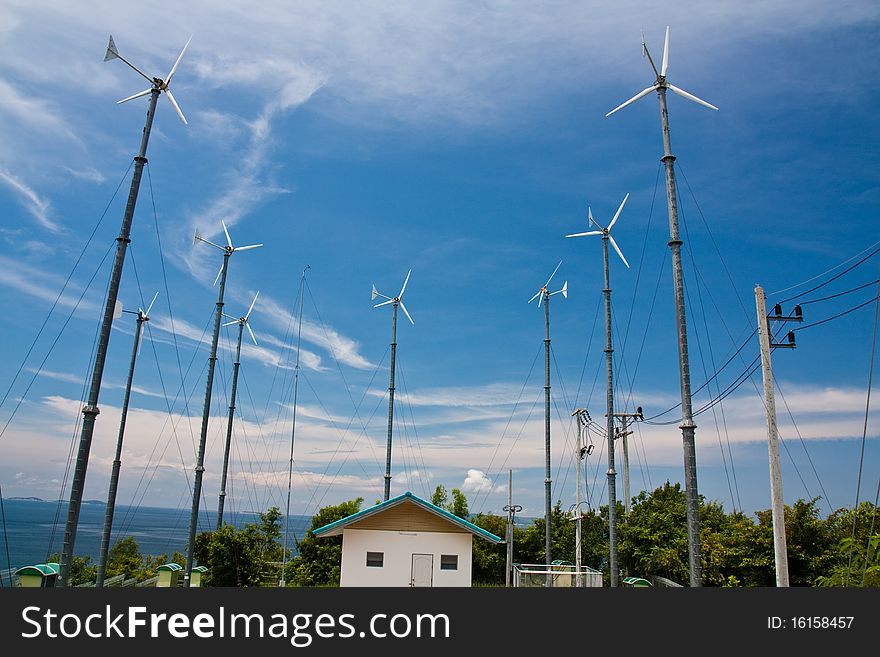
<box><xmin>371</xmin><ymin>284</ymin><xmax>379</xmax><ymax>301</ymax></box>
<box><xmin>233</xmin><ymin>243</ymin><xmax>263</xmax><ymax>252</ymax></box>
<box><xmin>605</xmin><ymin>85</ymin><xmax>658</xmax><ymax>117</ymax></box>
<box><xmin>222</xmin><ymin>220</ymin><xmax>233</xmax><ymax>248</ymax></box>
<box><xmin>661</xmin><ymin>26</ymin><xmax>669</xmax><ymax>77</ymax></box>
<box><xmin>145</xmin><ymin>291</ymin><xmax>159</xmax><ymax>317</ymax></box>
<box><xmin>137</xmin><ymin>333</ymin><xmax>144</xmax><ymax>358</ymax></box>
<box><xmin>117</xmin><ymin>88</ymin><xmax>153</xmax><ymax>105</ymax></box>
<box><xmin>566</xmin><ymin>230</ymin><xmax>603</xmax><ymax>238</ymax></box>
<box><xmin>374</xmin><ymin>299</ymin><xmax>395</xmax><ymax>308</ymax></box>
<box><xmin>222</xmin><ymin>319</ymin><xmax>238</xmax><ymax>327</ymax></box>
<box><xmin>608</xmin><ymin>193</ymin><xmax>630</xmax><ymax>231</ymax></box>
<box><xmin>609</xmin><ymin>235</ymin><xmax>631</xmax><ymax>269</ymax></box>
<box><xmin>164</xmin><ymin>89</ymin><xmax>188</xmax><ymax>125</ymax></box>
<box><xmin>544</xmin><ymin>261</ymin><xmax>562</xmax><ymax>289</ymax></box>
<box><xmin>213</xmin><ymin>263</ymin><xmax>223</xmax><ymax>287</ymax></box>
<box><xmin>165</xmin><ymin>35</ymin><xmax>193</xmax><ymax>84</ymax></box>
<box><xmin>561</xmin><ymin>281</ymin><xmax>568</xmax><ymax>299</ymax></box>
<box><xmin>528</xmin><ymin>290</ymin><xmax>541</xmax><ymax>304</ymax></box>
<box><xmin>399</xmin><ymin>301</ymin><xmax>415</xmax><ymax>325</ymax></box>
<box><xmin>667</xmin><ymin>84</ymin><xmax>719</xmax><ymax>111</ymax></box>
<box><xmin>538</xmin><ymin>291</ymin><xmax>544</xmax><ymax>308</ymax></box>
<box><xmin>246</xmin><ymin>323</ymin><xmax>258</xmax><ymax>346</ymax></box>
<box><xmin>195</xmin><ymin>234</ymin><xmax>225</xmax><ymax>251</ymax></box>
<box><xmin>104</xmin><ymin>35</ymin><xmax>120</xmax><ymax>62</ymax></box>
<box><xmin>398</xmin><ymin>269</ymin><xmax>412</xmax><ymax>299</ymax></box>
<box><xmin>245</xmin><ymin>291</ymin><xmax>259</xmax><ymax>319</ymax></box>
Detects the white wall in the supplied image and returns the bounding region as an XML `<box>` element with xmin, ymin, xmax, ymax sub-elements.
<box><xmin>339</xmin><ymin>528</ymin><xmax>473</xmax><ymax>587</ymax></box>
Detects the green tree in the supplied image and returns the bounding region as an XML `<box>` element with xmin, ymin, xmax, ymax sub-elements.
<box><xmin>284</xmin><ymin>498</ymin><xmax>363</xmax><ymax>587</ymax></box>
<box><xmin>48</xmin><ymin>553</ymin><xmax>95</xmax><ymax>586</ymax></box>
<box><xmin>431</xmin><ymin>485</ymin><xmax>448</xmax><ymax>509</ymax></box>
<box><xmin>104</xmin><ymin>536</ymin><xmax>144</xmax><ymax>581</ymax></box>
<box><xmin>193</xmin><ymin>506</ymin><xmax>287</xmax><ymax>587</ymax></box>
<box><xmin>450</xmin><ymin>488</ymin><xmax>469</xmax><ymax>519</ymax></box>
<box><xmin>471</xmin><ymin>513</ymin><xmax>509</xmax><ymax>585</ymax></box>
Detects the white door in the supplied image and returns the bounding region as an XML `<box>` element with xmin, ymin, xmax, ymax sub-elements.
<box><xmin>411</xmin><ymin>553</ymin><xmax>433</xmax><ymax>587</ymax></box>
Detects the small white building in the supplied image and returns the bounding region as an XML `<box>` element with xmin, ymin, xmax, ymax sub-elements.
<box><xmin>312</xmin><ymin>491</ymin><xmax>503</xmax><ymax>587</ymax></box>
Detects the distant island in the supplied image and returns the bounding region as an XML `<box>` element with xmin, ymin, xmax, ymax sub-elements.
<box><xmin>7</xmin><ymin>497</ymin><xmax>105</xmax><ymax>505</ymax></box>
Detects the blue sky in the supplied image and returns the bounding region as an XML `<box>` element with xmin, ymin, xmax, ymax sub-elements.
<box><xmin>1</xmin><ymin>1</ymin><xmax>879</xmax><ymax>537</ymax></box>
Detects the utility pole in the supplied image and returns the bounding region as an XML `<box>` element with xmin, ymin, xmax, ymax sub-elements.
<box><xmin>572</xmin><ymin>409</ymin><xmax>592</xmax><ymax>587</ymax></box>
<box><xmin>503</xmin><ymin>469</ymin><xmax>522</xmax><ymax>587</ymax></box>
<box><xmin>612</xmin><ymin>407</ymin><xmax>643</xmax><ymax>515</ymax></box>
<box><xmin>755</xmin><ymin>285</ymin><xmax>801</xmax><ymax>587</ymax></box>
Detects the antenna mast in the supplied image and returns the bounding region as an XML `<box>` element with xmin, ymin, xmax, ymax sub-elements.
<box><xmin>281</xmin><ymin>266</ymin><xmax>309</xmax><ymax>586</ymax></box>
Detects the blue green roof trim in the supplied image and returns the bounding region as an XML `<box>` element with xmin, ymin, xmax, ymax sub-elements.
<box><xmin>312</xmin><ymin>491</ymin><xmax>504</xmax><ymax>544</ymax></box>
<box><xmin>16</xmin><ymin>562</ymin><xmax>60</xmax><ymax>577</ymax></box>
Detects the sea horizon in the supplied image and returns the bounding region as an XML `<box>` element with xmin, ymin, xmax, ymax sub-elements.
<box><xmin>0</xmin><ymin>498</ymin><xmax>311</xmax><ymax>585</ymax></box>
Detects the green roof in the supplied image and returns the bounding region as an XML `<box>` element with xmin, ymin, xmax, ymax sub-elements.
<box><xmin>192</xmin><ymin>566</ymin><xmax>208</xmax><ymax>573</ymax></box>
<box><xmin>157</xmin><ymin>563</ymin><xmax>183</xmax><ymax>572</ymax></box>
<box><xmin>623</xmin><ymin>576</ymin><xmax>652</xmax><ymax>587</ymax></box>
<box><xmin>16</xmin><ymin>563</ymin><xmax>60</xmax><ymax>577</ymax></box>
<box><xmin>312</xmin><ymin>491</ymin><xmax>504</xmax><ymax>544</ymax></box>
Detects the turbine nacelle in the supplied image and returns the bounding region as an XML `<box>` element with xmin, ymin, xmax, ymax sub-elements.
<box><xmin>221</xmin><ymin>291</ymin><xmax>260</xmax><ymax>345</ymax></box>
<box><xmin>606</xmin><ymin>26</ymin><xmax>718</xmax><ymax>117</ymax></box>
<box><xmin>194</xmin><ymin>220</ymin><xmax>263</xmax><ymax>286</ymax></box>
<box><xmin>105</xmin><ymin>34</ymin><xmax>193</xmax><ymax>125</ymax></box>
<box><xmin>372</xmin><ymin>269</ymin><xmax>414</xmax><ymax>325</ymax></box>
<box><xmin>566</xmin><ymin>193</ymin><xmax>631</xmax><ymax>269</ymax></box>
<box><xmin>528</xmin><ymin>261</ymin><xmax>568</xmax><ymax>307</ymax></box>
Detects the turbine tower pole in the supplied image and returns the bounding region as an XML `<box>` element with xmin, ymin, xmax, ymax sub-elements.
<box><xmin>600</xmin><ymin>233</ymin><xmax>619</xmax><ymax>587</ymax></box>
<box><xmin>607</xmin><ymin>28</ymin><xmax>718</xmax><ymax>587</ymax></box>
<box><xmin>184</xmin><ymin>249</ymin><xmax>231</xmax><ymax>587</ymax></box>
<box><xmin>96</xmin><ymin>300</ymin><xmax>152</xmax><ymax>588</ymax></box>
<box><xmin>59</xmin><ymin>88</ymin><xmax>160</xmax><ymax>587</ymax></box>
<box><xmin>657</xmin><ymin>83</ymin><xmax>702</xmax><ymax>587</ymax></box>
<box><xmin>216</xmin><ymin>319</ymin><xmax>244</xmax><ymax>530</ymax></box>
<box><xmin>384</xmin><ymin>300</ymin><xmax>399</xmax><ymax>501</ymax></box>
<box><xmin>543</xmin><ymin>289</ymin><xmax>552</xmax><ymax>574</ymax></box>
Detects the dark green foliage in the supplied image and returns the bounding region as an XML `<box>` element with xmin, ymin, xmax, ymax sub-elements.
<box><xmin>193</xmin><ymin>506</ymin><xmax>287</xmax><ymax>587</ymax></box>
<box><xmin>283</xmin><ymin>498</ymin><xmax>363</xmax><ymax>587</ymax></box>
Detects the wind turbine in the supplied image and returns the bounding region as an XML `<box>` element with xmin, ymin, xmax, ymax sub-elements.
<box><xmin>566</xmin><ymin>193</ymin><xmax>630</xmax><ymax>587</ymax></box>
<box><xmin>372</xmin><ymin>270</ymin><xmax>414</xmax><ymax>501</ymax></box>
<box><xmin>527</xmin><ymin>261</ymin><xmax>567</xmax><ymax>575</ymax></box>
<box><xmin>216</xmin><ymin>291</ymin><xmax>260</xmax><ymax>530</ymax></box>
<box><xmin>606</xmin><ymin>26</ymin><xmax>718</xmax><ymax>587</ymax></box>
<box><xmin>59</xmin><ymin>35</ymin><xmax>191</xmax><ymax>587</ymax></box>
<box><xmin>95</xmin><ymin>292</ymin><xmax>158</xmax><ymax>588</ymax></box>
<box><xmin>184</xmin><ymin>221</ymin><xmax>262</xmax><ymax>587</ymax></box>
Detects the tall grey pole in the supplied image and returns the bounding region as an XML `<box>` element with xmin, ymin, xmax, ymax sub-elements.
<box><xmin>620</xmin><ymin>416</ymin><xmax>630</xmax><ymax>515</ymax></box>
<box><xmin>601</xmin><ymin>235</ymin><xmax>619</xmax><ymax>587</ymax></box>
<box><xmin>658</xmin><ymin>85</ymin><xmax>702</xmax><ymax>587</ymax></box>
<box><xmin>383</xmin><ymin>302</ymin><xmax>399</xmax><ymax>501</ymax></box>
<box><xmin>59</xmin><ymin>88</ymin><xmax>160</xmax><ymax>587</ymax></box>
<box><xmin>96</xmin><ymin>310</ymin><xmax>146</xmax><ymax>587</ymax></box>
<box><xmin>574</xmin><ymin>413</ymin><xmax>583</xmax><ymax>587</ymax></box>
<box><xmin>543</xmin><ymin>292</ymin><xmax>553</xmax><ymax>576</ymax></box>
<box><xmin>505</xmin><ymin>469</ymin><xmax>513</xmax><ymax>587</ymax></box>
<box><xmin>281</xmin><ymin>266</ymin><xmax>308</xmax><ymax>586</ymax></box>
<box><xmin>184</xmin><ymin>250</ymin><xmax>231</xmax><ymax>587</ymax></box>
<box><xmin>755</xmin><ymin>285</ymin><xmax>790</xmax><ymax>587</ymax></box>
<box><xmin>216</xmin><ymin>321</ymin><xmax>244</xmax><ymax>530</ymax></box>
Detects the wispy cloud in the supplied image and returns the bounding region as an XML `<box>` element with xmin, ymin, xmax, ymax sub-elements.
<box><xmin>0</xmin><ymin>255</ymin><xmax>99</xmax><ymax>311</ymax></box>
<box><xmin>0</xmin><ymin>169</ymin><xmax>60</xmax><ymax>232</ymax></box>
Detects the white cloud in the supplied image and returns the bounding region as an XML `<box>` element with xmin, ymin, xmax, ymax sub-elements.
<box><xmin>461</xmin><ymin>468</ymin><xmax>495</xmax><ymax>494</ymax></box>
<box><xmin>0</xmin><ymin>169</ymin><xmax>60</xmax><ymax>232</ymax></box>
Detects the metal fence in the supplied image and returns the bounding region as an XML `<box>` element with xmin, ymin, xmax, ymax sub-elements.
<box><xmin>513</xmin><ymin>563</ymin><xmax>604</xmax><ymax>587</ymax></box>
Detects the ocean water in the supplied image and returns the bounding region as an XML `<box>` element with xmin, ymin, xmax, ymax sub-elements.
<box><xmin>0</xmin><ymin>498</ymin><xmax>311</xmax><ymax>585</ymax></box>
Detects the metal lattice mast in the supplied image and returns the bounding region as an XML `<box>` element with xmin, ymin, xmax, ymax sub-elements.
<box><xmin>281</xmin><ymin>267</ymin><xmax>309</xmax><ymax>586</ymax></box>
